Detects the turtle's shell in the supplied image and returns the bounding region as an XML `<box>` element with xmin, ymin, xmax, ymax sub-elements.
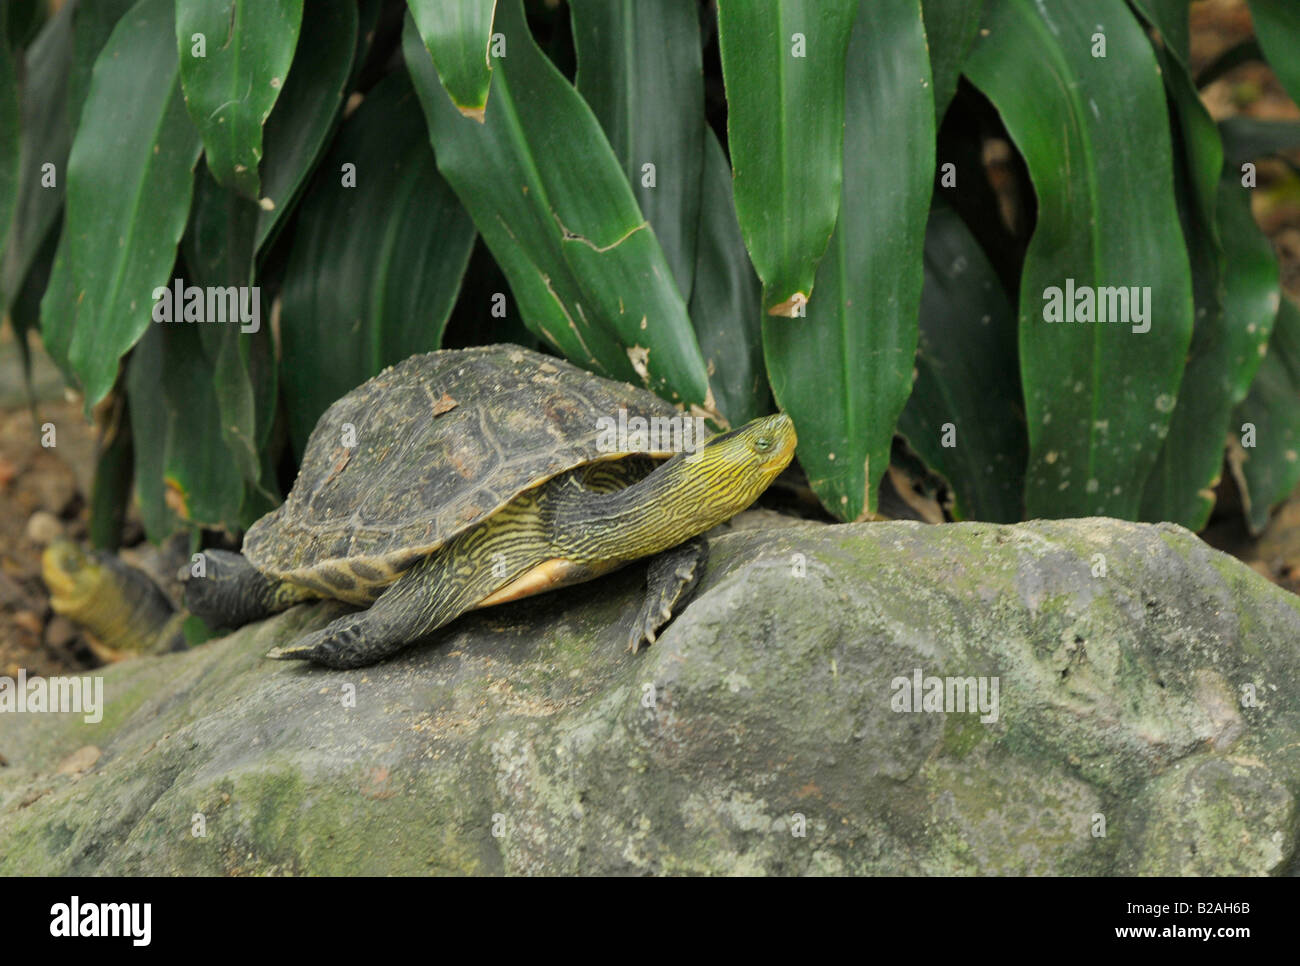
<box><xmin>243</xmin><ymin>345</ymin><xmax>680</xmax><ymax>600</ymax></box>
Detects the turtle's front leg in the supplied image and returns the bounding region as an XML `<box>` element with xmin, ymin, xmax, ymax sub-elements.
<box><xmin>628</xmin><ymin>537</ymin><xmax>706</xmax><ymax>653</ymax></box>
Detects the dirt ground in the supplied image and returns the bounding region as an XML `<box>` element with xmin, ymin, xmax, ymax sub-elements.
<box><xmin>0</xmin><ymin>335</ymin><xmax>100</xmax><ymax>676</ymax></box>
<box><xmin>2</xmin><ymin>0</ymin><xmax>1299</xmax><ymax>676</ymax></box>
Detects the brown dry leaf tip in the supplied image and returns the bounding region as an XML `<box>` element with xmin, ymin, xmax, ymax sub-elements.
<box><xmin>432</xmin><ymin>392</ymin><xmax>459</xmax><ymax>416</ymax></box>
<box><xmin>768</xmin><ymin>291</ymin><xmax>809</xmax><ymax>317</ymax></box>
<box><xmin>163</xmin><ymin>477</ymin><xmax>190</xmax><ymax>520</ymax></box>
<box><xmin>458</xmin><ymin>104</ymin><xmax>487</xmax><ymax>123</ymax></box>
<box><xmin>689</xmin><ymin>394</ymin><xmax>727</xmax><ymax>431</ymax></box>
<box><xmin>626</xmin><ymin>345</ymin><xmax>651</xmax><ymax>384</ymax></box>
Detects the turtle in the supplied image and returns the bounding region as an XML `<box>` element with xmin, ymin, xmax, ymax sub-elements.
<box><xmin>180</xmin><ymin>344</ymin><xmax>797</xmax><ymax>669</ymax></box>
<box><xmin>42</xmin><ymin>540</ymin><xmax>188</xmax><ymax>661</ymax></box>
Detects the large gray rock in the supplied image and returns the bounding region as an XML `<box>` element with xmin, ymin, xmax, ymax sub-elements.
<box><xmin>2</xmin><ymin>519</ymin><xmax>1298</xmax><ymax>875</ymax></box>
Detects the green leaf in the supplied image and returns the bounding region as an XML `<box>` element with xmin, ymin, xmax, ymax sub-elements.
<box><xmin>7</xmin><ymin>0</ymin><xmax>50</xmax><ymax>50</ymax></box>
<box><xmin>717</xmin><ymin>0</ymin><xmax>859</xmax><ymax>317</ymax></box>
<box><xmin>175</xmin><ymin>0</ymin><xmax>303</xmax><ymax>200</ymax></box>
<box><xmin>279</xmin><ymin>70</ymin><xmax>476</xmax><ymax>455</ymax></box>
<box><xmin>1132</xmin><ymin>0</ymin><xmax>1221</xmax><ymax>250</ymax></box>
<box><xmin>406</xmin><ymin>0</ymin><xmax>497</xmax><ymax>120</ymax></box>
<box><xmin>1218</xmin><ymin>117</ymin><xmax>1300</xmax><ymax>165</ymax></box>
<box><xmin>1231</xmin><ymin>297</ymin><xmax>1300</xmax><ymax>534</ymax></box>
<box><xmin>1140</xmin><ymin>178</ymin><xmax>1279</xmax><ymax>527</ymax></box>
<box><xmin>88</xmin><ymin>393</ymin><xmax>133</xmax><ymax>551</ymax></box>
<box><xmin>255</xmin><ymin>0</ymin><xmax>358</xmax><ymax>253</ymax></box>
<box><xmin>40</xmin><ymin>0</ymin><xmax>204</xmax><ymax>408</ymax></box>
<box><xmin>921</xmin><ymin>0</ymin><xmax>984</xmax><ymax>118</ymax></box>
<box><xmin>404</xmin><ymin>0</ymin><xmax>712</xmax><ymax>411</ymax></box>
<box><xmin>68</xmin><ymin>0</ymin><xmax>136</xmax><ymax>126</ymax></box>
<box><xmin>7</xmin><ymin>219</ymin><xmax>57</xmax><ymax>362</ymax></box>
<box><xmin>570</xmin><ymin>0</ymin><xmax>703</xmax><ymax>297</ymax></box>
<box><xmin>0</xmin><ymin>14</ymin><xmax>22</xmax><ymax>299</ymax></box>
<box><xmin>898</xmin><ymin>204</ymin><xmax>1025</xmax><ymax>522</ymax></box>
<box><xmin>180</xmin><ymin>163</ymin><xmax>278</xmax><ymax>509</ymax></box>
<box><xmin>1132</xmin><ymin>0</ymin><xmax>1190</xmax><ymax>61</ymax></box>
<box><xmin>965</xmin><ymin>0</ymin><xmax>1193</xmax><ymax>518</ymax></box>
<box><xmin>763</xmin><ymin>0</ymin><xmax>935</xmax><ymax>520</ymax></box>
<box><xmin>1247</xmin><ymin>0</ymin><xmax>1300</xmax><ymax>108</ymax></box>
<box><xmin>2</xmin><ymin>2</ymin><xmax>72</xmax><ymax>310</ymax></box>
<box><xmin>687</xmin><ymin>127</ymin><xmax>767</xmax><ymax>427</ymax></box>
<box><xmin>1131</xmin><ymin>0</ymin><xmax>1232</xmax><ymax>527</ymax></box>
<box><xmin>127</xmin><ymin>319</ymin><xmax>245</xmax><ymax>539</ymax></box>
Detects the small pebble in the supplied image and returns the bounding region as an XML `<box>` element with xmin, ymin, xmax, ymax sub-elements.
<box><xmin>25</xmin><ymin>510</ymin><xmax>63</xmax><ymax>546</ymax></box>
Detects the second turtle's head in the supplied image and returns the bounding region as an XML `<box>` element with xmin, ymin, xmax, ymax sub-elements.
<box><xmin>675</xmin><ymin>412</ymin><xmax>797</xmax><ymax>520</ymax></box>
<box><xmin>42</xmin><ymin>539</ymin><xmax>102</xmax><ymax>612</ymax></box>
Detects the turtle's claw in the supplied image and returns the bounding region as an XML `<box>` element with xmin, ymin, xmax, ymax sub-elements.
<box><xmin>628</xmin><ymin>538</ymin><xmax>705</xmax><ymax>655</ymax></box>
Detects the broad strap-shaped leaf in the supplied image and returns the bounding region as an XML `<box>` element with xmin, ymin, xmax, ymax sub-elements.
<box><xmin>2</xmin><ymin>2</ymin><xmax>71</xmax><ymax>310</ymax></box>
<box><xmin>1132</xmin><ymin>0</ymin><xmax>1221</xmax><ymax>252</ymax></box>
<box><xmin>1247</xmin><ymin>0</ymin><xmax>1300</xmax><ymax>108</ymax></box>
<box><xmin>921</xmin><ymin>0</ymin><xmax>984</xmax><ymax>118</ymax></box>
<box><xmin>571</xmin><ymin>0</ymin><xmax>703</xmax><ymax>297</ymax></box>
<box><xmin>898</xmin><ymin>204</ymin><xmax>1025</xmax><ymax>522</ymax></box>
<box><xmin>763</xmin><ymin>0</ymin><xmax>935</xmax><ymax>520</ymax></box>
<box><xmin>6</xmin><ymin>0</ymin><xmax>50</xmax><ymax>49</ymax></box>
<box><xmin>1134</xmin><ymin>0</ymin><xmax>1190</xmax><ymax>61</ymax></box>
<box><xmin>174</xmin><ymin>0</ymin><xmax>303</xmax><ymax>200</ymax></box>
<box><xmin>407</xmin><ymin>0</ymin><xmax>498</xmax><ymax>121</ymax></box>
<box><xmin>1219</xmin><ymin>117</ymin><xmax>1300</xmax><ymax>165</ymax></box>
<box><xmin>1140</xmin><ymin>178</ymin><xmax>1279</xmax><ymax>527</ymax></box>
<box><xmin>1231</xmin><ymin>297</ymin><xmax>1300</xmax><ymax>534</ymax></box>
<box><xmin>0</xmin><ymin>13</ymin><xmax>23</xmax><ymax>304</ymax></box>
<box><xmin>180</xmin><ymin>163</ymin><xmax>279</xmax><ymax>511</ymax></box>
<box><xmin>88</xmin><ymin>392</ymin><xmax>133</xmax><ymax>550</ymax></box>
<box><xmin>278</xmin><ymin>71</ymin><xmax>476</xmax><ymax>455</ymax></box>
<box><xmin>67</xmin><ymin>0</ymin><xmax>136</xmax><ymax>128</ymax></box>
<box><xmin>717</xmin><ymin>0</ymin><xmax>860</xmax><ymax>316</ymax></box>
<box><xmin>40</xmin><ymin>0</ymin><xmax>203</xmax><ymax>408</ymax></box>
<box><xmin>1131</xmin><ymin>0</ymin><xmax>1232</xmax><ymax>527</ymax></box>
<box><xmin>127</xmin><ymin>319</ymin><xmax>245</xmax><ymax>539</ymax></box>
<box><xmin>404</xmin><ymin>0</ymin><xmax>713</xmax><ymax>412</ymax></box>
<box><xmin>255</xmin><ymin>0</ymin><xmax>358</xmax><ymax>253</ymax></box>
<box><xmin>965</xmin><ymin>0</ymin><xmax>1193</xmax><ymax>518</ymax></box>
<box><xmin>688</xmin><ymin>127</ymin><xmax>768</xmax><ymax>427</ymax></box>
<box><xmin>404</xmin><ymin>13</ymin><xmax>621</xmax><ymax>379</ymax></box>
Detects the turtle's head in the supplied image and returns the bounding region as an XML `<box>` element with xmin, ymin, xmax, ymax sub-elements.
<box><xmin>555</xmin><ymin>413</ymin><xmax>797</xmax><ymax>563</ymax></box>
<box><xmin>42</xmin><ymin>539</ymin><xmax>103</xmax><ymax>612</ymax></box>
<box><xmin>679</xmin><ymin>412</ymin><xmax>797</xmax><ymax>519</ymax></box>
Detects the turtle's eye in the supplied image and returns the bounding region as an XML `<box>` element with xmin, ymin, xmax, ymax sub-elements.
<box><xmin>754</xmin><ymin>436</ymin><xmax>773</xmax><ymax>452</ymax></box>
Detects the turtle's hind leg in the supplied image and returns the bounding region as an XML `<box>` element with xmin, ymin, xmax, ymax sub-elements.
<box><xmin>181</xmin><ymin>549</ymin><xmax>316</xmax><ymax>629</ymax></box>
<box><xmin>266</xmin><ymin>546</ymin><xmax>524</xmax><ymax>669</ymax></box>
<box><xmin>267</xmin><ymin>500</ymin><xmax>552</xmax><ymax>669</ymax></box>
